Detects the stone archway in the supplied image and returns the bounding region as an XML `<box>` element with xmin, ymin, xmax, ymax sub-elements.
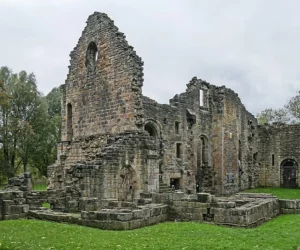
<box><xmin>281</xmin><ymin>159</ymin><xmax>298</xmax><ymax>188</ymax></box>
<box><xmin>117</xmin><ymin>165</ymin><xmax>139</xmax><ymax>201</ymax></box>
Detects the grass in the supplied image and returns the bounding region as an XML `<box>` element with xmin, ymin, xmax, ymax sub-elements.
<box><xmin>42</xmin><ymin>202</ymin><xmax>50</xmax><ymax>208</ymax></box>
<box><xmin>242</xmin><ymin>187</ymin><xmax>300</xmax><ymax>199</ymax></box>
<box><xmin>33</xmin><ymin>183</ymin><xmax>47</xmax><ymax>191</ymax></box>
<box><xmin>0</xmin><ymin>215</ymin><xmax>300</xmax><ymax>250</ymax></box>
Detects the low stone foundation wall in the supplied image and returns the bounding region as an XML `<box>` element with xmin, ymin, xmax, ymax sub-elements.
<box><xmin>0</xmin><ymin>174</ymin><xmax>298</xmax><ymax>230</ymax></box>
<box><xmin>279</xmin><ymin>199</ymin><xmax>300</xmax><ymax>214</ymax></box>
<box><xmin>26</xmin><ymin>191</ymin><xmax>48</xmax><ymax>209</ymax></box>
<box><xmin>213</xmin><ymin>197</ymin><xmax>279</xmax><ymax>227</ymax></box>
<box><xmin>153</xmin><ymin>192</ymin><xmax>280</xmax><ymax>227</ymax></box>
<box><xmin>0</xmin><ymin>191</ymin><xmax>29</xmax><ymax>220</ymax></box>
<box><xmin>29</xmin><ymin>203</ymin><xmax>168</xmax><ymax>230</ymax></box>
<box><xmin>81</xmin><ymin>203</ymin><xmax>168</xmax><ymax>230</ymax></box>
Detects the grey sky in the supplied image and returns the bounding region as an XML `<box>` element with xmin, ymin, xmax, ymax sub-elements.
<box><xmin>0</xmin><ymin>0</ymin><xmax>299</xmax><ymax>115</ymax></box>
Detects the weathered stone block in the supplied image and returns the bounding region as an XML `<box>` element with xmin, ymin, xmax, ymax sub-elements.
<box><xmin>197</xmin><ymin>193</ymin><xmax>211</xmax><ymax>203</ymax></box>
<box><xmin>132</xmin><ymin>209</ymin><xmax>144</xmax><ymax>219</ymax></box>
<box><xmin>0</xmin><ymin>192</ymin><xmax>13</xmax><ymax>200</ymax></box>
<box><xmin>2</xmin><ymin>200</ymin><xmax>14</xmax><ymax>215</ymax></box>
<box><xmin>129</xmin><ymin>219</ymin><xmax>140</xmax><ymax>229</ymax></box>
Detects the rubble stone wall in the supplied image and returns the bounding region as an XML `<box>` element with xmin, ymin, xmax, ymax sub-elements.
<box><xmin>61</xmin><ymin>12</ymin><xmax>144</xmax><ymax>141</ymax></box>
<box><xmin>143</xmin><ymin>77</ymin><xmax>258</xmax><ymax>196</ymax></box>
<box><xmin>257</xmin><ymin>124</ymin><xmax>300</xmax><ymax>187</ymax></box>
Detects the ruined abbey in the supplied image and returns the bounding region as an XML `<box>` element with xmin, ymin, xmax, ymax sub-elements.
<box><xmin>1</xmin><ymin>12</ymin><xmax>300</xmax><ymax>229</ymax></box>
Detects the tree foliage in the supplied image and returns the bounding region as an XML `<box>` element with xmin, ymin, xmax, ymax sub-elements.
<box><xmin>256</xmin><ymin>92</ymin><xmax>300</xmax><ymax>125</ymax></box>
<box><xmin>0</xmin><ymin>66</ymin><xmax>61</xmax><ymax>180</ymax></box>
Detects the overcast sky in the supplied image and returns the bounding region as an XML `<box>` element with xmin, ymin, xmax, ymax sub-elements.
<box><xmin>0</xmin><ymin>0</ymin><xmax>300</xmax><ymax>115</ymax></box>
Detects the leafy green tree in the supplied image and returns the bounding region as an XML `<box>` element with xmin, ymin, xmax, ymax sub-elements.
<box><xmin>257</xmin><ymin>91</ymin><xmax>300</xmax><ymax>125</ymax></box>
<box><xmin>285</xmin><ymin>91</ymin><xmax>300</xmax><ymax>122</ymax></box>
<box><xmin>256</xmin><ymin>108</ymin><xmax>290</xmax><ymax>125</ymax></box>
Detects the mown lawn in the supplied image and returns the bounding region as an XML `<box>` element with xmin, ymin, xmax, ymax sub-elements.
<box><xmin>0</xmin><ymin>215</ymin><xmax>300</xmax><ymax>250</ymax></box>
<box><xmin>33</xmin><ymin>183</ymin><xmax>47</xmax><ymax>191</ymax></box>
<box><xmin>242</xmin><ymin>187</ymin><xmax>300</xmax><ymax>199</ymax></box>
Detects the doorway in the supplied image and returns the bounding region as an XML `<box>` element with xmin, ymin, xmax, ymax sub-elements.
<box><xmin>281</xmin><ymin>159</ymin><xmax>297</xmax><ymax>188</ymax></box>
<box><xmin>170</xmin><ymin>178</ymin><xmax>180</xmax><ymax>190</ymax></box>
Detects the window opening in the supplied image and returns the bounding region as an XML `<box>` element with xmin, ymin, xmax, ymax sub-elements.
<box><xmin>67</xmin><ymin>103</ymin><xmax>73</xmax><ymax>141</ymax></box>
<box><xmin>144</xmin><ymin>123</ymin><xmax>157</xmax><ymax>138</ymax></box>
<box><xmin>175</xmin><ymin>121</ymin><xmax>180</xmax><ymax>134</ymax></box>
<box><xmin>176</xmin><ymin>143</ymin><xmax>182</xmax><ymax>159</ymax></box>
<box><xmin>200</xmin><ymin>89</ymin><xmax>204</xmax><ymax>106</ymax></box>
<box><xmin>85</xmin><ymin>41</ymin><xmax>98</xmax><ymax>72</ymax></box>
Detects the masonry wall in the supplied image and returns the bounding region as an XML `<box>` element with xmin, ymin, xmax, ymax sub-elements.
<box><xmin>61</xmin><ymin>12</ymin><xmax>144</xmax><ymax>141</ymax></box>
<box><xmin>257</xmin><ymin>124</ymin><xmax>300</xmax><ymax>187</ymax></box>
<box><xmin>217</xmin><ymin>88</ymin><xmax>258</xmax><ymax>195</ymax></box>
<box><xmin>48</xmin><ymin>12</ymin><xmax>157</xmax><ymax>210</ymax></box>
<box><xmin>143</xmin><ymin>77</ymin><xmax>258</xmax><ymax>196</ymax></box>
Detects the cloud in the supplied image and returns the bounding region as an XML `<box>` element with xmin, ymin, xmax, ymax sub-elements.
<box><xmin>0</xmin><ymin>0</ymin><xmax>299</xmax><ymax>115</ymax></box>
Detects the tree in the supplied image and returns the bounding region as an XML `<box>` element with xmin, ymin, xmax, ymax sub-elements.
<box><xmin>0</xmin><ymin>67</ymin><xmax>62</xmax><ymax>179</ymax></box>
<box><xmin>256</xmin><ymin>108</ymin><xmax>290</xmax><ymax>125</ymax></box>
<box><xmin>256</xmin><ymin>91</ymin><xmax>300</xmax><ymax>125</ymax></box>
<box><xmin>285</xmin><ymin>91</ymin><xmax>300</xmax><ymax>122</ymax></box>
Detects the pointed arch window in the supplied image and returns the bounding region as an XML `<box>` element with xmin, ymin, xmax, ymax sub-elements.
<box><xmin>85</xmin><ymin>42</ymin><xmax>98</xmax><ymax>72</ymax></box>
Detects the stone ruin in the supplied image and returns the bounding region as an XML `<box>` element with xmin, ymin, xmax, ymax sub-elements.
<box><xmin>1</xmin><ymin>12</ymin><xmax>300</xmax><ymax>229</ymax></box>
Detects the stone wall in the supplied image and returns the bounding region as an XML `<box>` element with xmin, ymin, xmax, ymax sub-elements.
<box><xmin>279</xmin><ymin>199</ymin><xmax>300</xmax><ymax>214</ymax></box>
<box><xmin>48</xmin><ymin>130</ymin><xmax>160</xmax><ymax>212</ymax></box>
<box><xmin>61</xmin><ymin>12</ymin><xmax>143</xmax><ymax>141</ymax></box>
<box><xmin>143</xmin><ymin>77</ymin><xmax>258</xmax><ymax>196</ymax></box>
<box><xmin>257</xmin><ymin>124</ymin><xmax>300</xmax><ymax>187</ymax></box>
<box><xmin>0</xmin><ymin>191</ymin><xmax>29</xmax><ymax>220</ymax></box>
<box><xmin>152</xmin><ymin>192</ymin><xmax>279</xmax><ymax>227</ymax></box>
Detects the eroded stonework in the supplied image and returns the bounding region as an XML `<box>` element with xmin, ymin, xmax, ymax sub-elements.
<box><xmin>45</xmin><ymin>12</ymin><xmax>300</xmax><ymax>213</ymax></box>
<box><xmin>2</xmin><ymin>12</ymin><xmax>299</xmax><ymax>229</ymax></box>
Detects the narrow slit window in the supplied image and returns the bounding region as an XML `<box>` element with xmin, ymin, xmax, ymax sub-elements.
<box><xmin>67</xmin><ymin>103</ymin><xmax>73</xmax><ymax>141</ymax></box>
<box><xmin>175</xmin><ymin>121</ymin><xmax>180</xmax><ymax>134</ymax></box>
<box><xmin>272</xmin><ymin>154</ymin><xmax>275</xmax><ymax>166</ymax></box>
<box><xmin>176</xmin><ymin>143</ymin><xmax>182</xmax><ymax>159</ymax></box>
<box><xmin>200</xmin><ymin>89</ymin><xmax>204</xmax><ymax>106</ymax></box>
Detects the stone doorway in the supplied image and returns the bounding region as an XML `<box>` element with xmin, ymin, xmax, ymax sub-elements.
<box><xmin>117</xmin><ymin>165</ymin><xmax>139</xmax><ymax>201</ymax></box>
<box><xmin>281</xmin><ymin>159</ymin><xmax>297</xmax><ymax>188</ymax></box>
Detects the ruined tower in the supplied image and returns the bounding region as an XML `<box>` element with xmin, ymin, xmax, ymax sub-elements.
<box><xmin>48</xmin><ymin>12</ymin><xmax>161</xmax><ymax>211</ymax></box>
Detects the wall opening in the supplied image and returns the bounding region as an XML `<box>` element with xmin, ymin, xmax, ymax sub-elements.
<box><xmin>170</xmin><ymin>178</ymin><xmax>180</xmax><ymax>190</ymax></box>
<box><xmin>144</xmin><ymin>123</ymin><xmax>158</xmax><ymax>138</ymax></box>
<box><xmin>200</xmin><ymin>135</ymin><xmax>208</xmax><ymax>165</ymax></box>
<box><xmin>176</xmin><ymin>143</ymin><xmax>182</xmax><ymax>159</ymax></box>
<box><xmin>175</xmin><ymin>121</ymin><xmax>180</xmax><ymax>134</ymax></box>
<box><xmin>67</xmin><ymin>103</ymin><xmax>73</xmax><ymax>141</ymax></box>
<box><xmin>199</xmin><ymin>89</ymin><xmax>204</xmax><ymax>106</ymax></box>
<box><xmin>118</xmin><ymin>165</ymin><xmax>139</xmax><ymax>201</ymax></box>
<box><xmin>238</xmin><ymin>140</ymin><xmax>242</xmax><ymax>161</ymax></box>
<box><xmin>272</xmin><ymin>154</ymin><xmax>275</xmax><ymax>166</ymax></box>
<box><xmin>281</xmin><ymin>159</ymin><xmax>297</xmax><ymax>188</ymax></box>
<box><xmin>85</xmin><ymin>41</ymin><xmax>98</xmax><ymax>72</ymax></box>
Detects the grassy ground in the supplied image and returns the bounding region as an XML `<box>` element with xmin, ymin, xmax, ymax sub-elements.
<box><xmin>33</xmin><ymin>183</ymin><xmax>47</xmax><ymax>191</ymax></box>
<box><xmin>242</xmin><ymin>187</ymin><xmax>300</xmax><ymax>199</ymax></box>
<box><xmin>0</xmin><ymin>215</ymin><xmax>299</xmax><ymax>250</ymax></box>
<box><xmin>0</xmin><ymin>183</ymin><xmax>47</xmax><ymax>191</ymax></box>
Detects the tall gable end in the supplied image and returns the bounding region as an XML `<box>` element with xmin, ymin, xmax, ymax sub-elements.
<box><xmin>61</xmin><ymin>12</ymin><xmax>144</xmax><ymax>140</ymax></box>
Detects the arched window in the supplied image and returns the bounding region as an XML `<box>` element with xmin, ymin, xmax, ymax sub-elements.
<box><xmin>85</xmin><ymin>42</ymin><xmax>98</xmax><ymax>72</ymax></box>
<box><xmin>144</xmin><ymin>123</ymin><xmax>158</xmax><ymax>138</ymax></box>
<box><xmin>67</xmin><ymin>103</ymin><xmax>73</xmax><ymax>141</ymax></box>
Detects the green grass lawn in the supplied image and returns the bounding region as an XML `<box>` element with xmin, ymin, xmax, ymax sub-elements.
<box><xmin>33</xmin><ymin>183</ymin><xmax>47</xmax><ymax>191</ymax></box>
<box><xmin>242</xmin><ymin>187</ymin><xmax>300</xmax><ymax>199</ymax></box>
<box><xmin>0</xmin><ymin>215</ymin><xmax>300</xmax><ymax>250</ymax></box>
